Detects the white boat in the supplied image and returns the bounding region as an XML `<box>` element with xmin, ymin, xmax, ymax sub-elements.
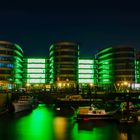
<box><xmin>77</xmin><ymin>104</ymin><xmax>116</xmax><ymax>120</ymax></box>
<box><xmin>12</xmin><ymin>95</ymin><xmax>34</xmax><ymax>113</ymax></box>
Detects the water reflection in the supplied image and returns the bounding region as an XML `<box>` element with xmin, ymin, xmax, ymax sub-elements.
<box><xmin>15</xmin><ymin>104</ymin><xmax>54</xmax><ymax>140</ymax></box>
<box><xmin>1</xmin><ymin>104</ymin><xmax>140</xmax><ymax>140</ymax></box>
<box><xmin>53</xmin><ymin>117</ymin><xmax>67</xmax><ymax>140</ymax></box>
<box><xmin>118</xmin><ymin>124</ymin><xmax>140</xmax><ymax>140</ymax></box>
<box><xmin>73</xmin><ymin>120</ymin><xmax>119</xmax><ymax>140</ymax></box>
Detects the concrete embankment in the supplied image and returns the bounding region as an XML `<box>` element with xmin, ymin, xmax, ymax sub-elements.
<box><xmin>0</xmin><ymin>93</ymin><xmax>10</xmax><ymax>115</ymax></box>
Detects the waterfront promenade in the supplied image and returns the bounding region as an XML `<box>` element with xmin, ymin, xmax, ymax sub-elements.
<box><xmin>1</xmin><ymin>91</ymin><xmax>140</xmax><ymax>117</ymax></box>
<box><xmin>2</xmin><ymin>91</ymin><xmax>140</xmax><ymax>105</ymax></box>
<box><xmin>20</xmin><ymin>91</ymin><xmax>140</xmax><ymax>105</ymax></box>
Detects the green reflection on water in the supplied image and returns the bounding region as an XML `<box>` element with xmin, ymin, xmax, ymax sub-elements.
<box><xmin>8</xmin><ymin>105</ymin><xmax>122</xmax><ymax>140</ymax></box>
<box><xmin>72</xmin><ymin>121</ymin><xmax>119</xmax><ymax>140</ymax></box>
<box><xmin>53</xmin><ymin>117</ymin><xmax>68</xmax><ymax>140</ymax></box>
<box><xmin>15</xmin><ymin>104</ymin><xmax>54</xmax><ymax>140</ymax></box>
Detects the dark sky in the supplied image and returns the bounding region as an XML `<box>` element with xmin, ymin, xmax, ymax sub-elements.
<box><xmin>0</xmin><ymin>0</ymin><xmax>140</xmax><ymax>57</ymax></box>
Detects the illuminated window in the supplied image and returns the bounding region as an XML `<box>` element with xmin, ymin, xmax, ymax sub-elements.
<box><xmin>27</xmin><ymin>74</ymin><xmax>45</xmax><ymax>78</ymax></box>
<box><xmin>103</xmin><ymin>79</ymin><xmax>110</xmax><ymax>82</ymax></box>
<box><xmin>79</xmin><ymin>65</ymin><xmax>93</xmax><ymax>68</ymax></box>
<box><xmin>79</xmin><ymin>60</ymin><xmax>94</xmax><ymax>64</ymax></box>
<box><xmin>79</xmin><ymin>69</ymin><xmax>93</xmax><ymax>73</ymax></box>
<box><xmin>27</xmin><ymin>69</ymin><xmax>45</xmax><ymax>73</ymax></box>
<box><xmin>27</xmin><ymin>79</ymin><xmax>45</xmax><ymax>83</ymax></box>
<box><xmin>27</xmin><ymin>64</ymin><xmax>45</xmax><ymax>68</ymax></box>
<box><xmin>28</xmin><ymin>59</ymin><xmax>45</xmax><ymax>63</ymax></box>
<box><xmin>79</xmin><ymin>79</ymin><xmax>94</xmax><ymax>83</ymax></box>
<box><xmin>79</xmin><ymin>74</ymin><xmax>93</xmax><ymax>78</ymax></box>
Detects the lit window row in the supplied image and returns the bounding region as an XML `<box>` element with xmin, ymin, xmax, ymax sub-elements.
<box><xmin>79</xmin><ymin>74</ymin><xmax>93</xmax><ymax>78</ymax></box>
<box><xmin>79</xmin><ymin>79</ymin><xmax>94</xmax><ymax>83</ymax></box>
<box><xmin>27</xmin><ymin>69</ymin><xmax>45</xmax><ymax>73</ymax></box>
<box><xmin>100</xmin><ymin>79</ymin><xmax>111</xmax><ymax>82</ymax></box>
<box><xmin>79</xmin><ymin>69</ymin><xmax>94</xmax><ymax>73</ymax></box>
<box><xmin>27</xmin><ymin>74</ymin><xmax>45</xmax><ymax>78</ymax></box>
<box><xmin>27</xmin><ymin>79</ymin><xmax>45</xmax><ymax>83</ymax></box>
<box><xmin>0</xmin><ymin>63</ymin><xmax>14</xmax><ymax>68</ymax></box>
<box><xmin>78</xmin><ymin>65</ymin><xmax>93</xmax><ymax>68</ymax></box>
<box><xmin>79</xmin><ymin>60</ymin><xmax>94</xmax><ymax>64</ymax></box>
<box><xmin>27</xmin><ymin>64</ymin><xmax>45</xmax><ymax>68</ymax></box>
<box><xmin>27</xmin><ymin>59</ymin><xmax>45</xmax><ymax>63</ymax></box>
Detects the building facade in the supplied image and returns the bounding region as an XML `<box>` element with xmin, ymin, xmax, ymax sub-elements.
<box><xmin>78</xmin><ymin>57</ymin><xmax>98</xmax><ymax>93</ymax></box>
<box><xmin>1</xmin><ymin>40</ymin><xmax>140</xmax><ymax>92</ymax></box>
<box><xmin>49</xmin><ymin>42</ymin><xmax>79</xmax><ymax>90</ymax></box>
<box><xmin>0</xmin><ymin>41</ymin><xmax>24</xmax><ymax>90</ymax></box>
<box><xmin>23</xmin><ymin>58</ymin><xmax>49</xmax><ymax>90</ymax></box>
<box><xmin>97</xmin><ymin>45</ymin><xmax>136</xmax><ymax>92</ymax></box>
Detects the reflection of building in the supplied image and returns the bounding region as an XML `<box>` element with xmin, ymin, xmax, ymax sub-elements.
<box><xmin>49</xmin><ymin>42</ymin><xmax>79</xmax><ymax>89</ymax></box>
<box><xmin>0</xmin><ymin>41</ymin><xmax>23</xmax><ymax>90</ymax></box>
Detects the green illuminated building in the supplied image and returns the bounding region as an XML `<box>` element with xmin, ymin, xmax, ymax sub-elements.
<box><xmin>0</xmin><ymin>41</ymin><xmax>23</xmax><ymax>90</ymax></box>
<box><xmin>49</xmin><ymin>42</ymin><xmax>79</xmax><ymax>89</ymax></box>
<box><xmin>22</xmin><ymin>44</ymin><xmax>140</xmax><ymax>92</ymax></box>
<box><xmin>78</xmin><ymin>58</ymin><xmax>96</xmax><ymax>84</ymax></box>
<box><xmin>136</xmin><ymin>60</ymin><xmax>140</xmax><ymax>83</ymax></box>
<box><xmin>23</xmin><ymin>58</ymin><xmax>50</xmax><ymax>90</ymax></box>
<box><xmin>1</xmin><ymin>40</ymin><xmax>140</xmax><ymax>92</ymax></box>
<box><xmin>97</xmin><ymin>45</ymin><xmax>136</xmax><ymax>91</ymax></box>
<box><xmin>135</xmin><ymin>52</ymin><xmax>140</xmax><ymax>83</ymax></box>
<box><xmin>78</xmin><ymin>57</ymin><xmax>98</xmax><ymax>93</ymax></box>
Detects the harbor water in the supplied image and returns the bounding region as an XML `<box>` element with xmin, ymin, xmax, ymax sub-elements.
<box><xmin>0</xmin><ymin>104</ymin><xmax>140</xmax><ymax>140</ymax></box>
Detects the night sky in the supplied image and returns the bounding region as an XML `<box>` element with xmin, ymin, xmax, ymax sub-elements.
<box><xmin>0</xmin><ymin>0</ymin><xmax>140</xmax><ymax>57</ymax></box>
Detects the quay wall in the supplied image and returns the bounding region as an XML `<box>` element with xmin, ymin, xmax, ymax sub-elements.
<box><xmin>0</xmin><ymin>94</ymin><xmax>8</xmax><ymax>109</ymax></box>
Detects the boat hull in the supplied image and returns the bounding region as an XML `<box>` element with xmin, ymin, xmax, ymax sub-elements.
<box><xmin>76</xmin><ymin>106</ymin><xmax>116</xmax><ymax>120</ymax></box>
<box><xmin>12</xmin><ymin>96</ymin><xmax>34</xmax><ymax>113</ymax></box>
<box><xmin>13</xmin><ymin>102</ymin><xmax>32</xmax><ymax>113</ymax></box>
<box><xmin>77</xmin><ymin>114</ymin><xmax>114</xmax><ymax>120</ymax></box>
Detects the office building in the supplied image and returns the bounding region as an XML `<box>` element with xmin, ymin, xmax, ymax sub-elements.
<box><xmin>97</xmin><ymin>45</ymin><xmax>136</xmax><ymax>91</ymax></box>
<box><xmin>49</xmin><ymin>42</ymin><xmax>79</xmax><ymax>89</ymax></box>
<box><xmin>0</xmin><ymin>41</ymin><xmax>23</xmax><ymax>90</ymax></box>
<box><xmin>1</xmin><ymin>40</ymin><xmax>140</xmax><ymax>92</ymax></box>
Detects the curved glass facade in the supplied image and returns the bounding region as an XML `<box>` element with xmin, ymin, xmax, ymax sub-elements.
<box><xmin>0</xmin><ymin>41</ymin><xmax>23</xmax><ymax>90</ymax></box>
<box><xmin>49</xmin><ymin>42</ymin><xmax>79</xmax><ymax>88</ymax></box>
<box><xmin>97</xmin><ymin>45</ymin><xmax>136</xmax><ymax>91</ymax></box>
<box><xmin>0</xmin><ymin>41</ymin><xmax>136</xmax><ymax>92</ymax></box>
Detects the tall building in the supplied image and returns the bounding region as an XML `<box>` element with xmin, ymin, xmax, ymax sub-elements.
<box><xmin>97</xmin><ymin>45</ymin><xmax>136</xmax><ymax>91</ymax></box>
<box><xmin>0</xmin><ymin>41</ymin><xmax>23</xmax><ymax>90</ymax></box>
<box><xmin>49</xmin><ymin>42</ymin><xmax>79</xmax><ymax>89</ymax></box>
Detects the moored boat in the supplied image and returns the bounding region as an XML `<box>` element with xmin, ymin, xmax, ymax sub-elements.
<box><xmin>77</xmin><ymin>104</ymin><xmax>117</xmax><ymax>121</ymax></box>
<box><xmin>12</xmin><ymin>95</ymin><xmax>34</xmax><ymax>113</ymax></box>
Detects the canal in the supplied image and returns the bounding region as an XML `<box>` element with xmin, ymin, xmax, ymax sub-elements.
<box><xmin>0</xmin><ymin>104</ymin><xmax>140</xmax><ymax>140</ymax></box>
